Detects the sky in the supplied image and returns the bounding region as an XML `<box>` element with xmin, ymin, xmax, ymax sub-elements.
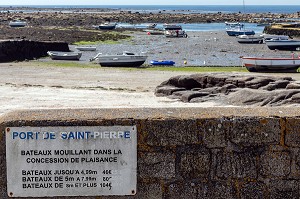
<box><xmin>0</xmin><ymin>0</ymin><xmax>298</xmax><ymax>5</ymax></box>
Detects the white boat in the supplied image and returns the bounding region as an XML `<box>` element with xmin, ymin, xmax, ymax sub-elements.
<box><xmin>47</xmin><ymin>51</ymin><xmax>82</xmax><ymax>60</ymax></box>
<box><xmin>146</xmin><ymin>23</ymin><xmax>157</xmax><ymax>28</ymax></box>
<box><xmin>9</xmin><ymin>20</ymin><xmax>27</xmax><ymax>27</ymax></box>
<box><xmin>163</xmin><ymin>24</ymin><xmax>187</xmax><ymax>38</ymax></box>
<box><xmin>225</xmin><ymin>22</ymin><xmax>243</xmax><ymax>27</ymax></box>
<box><xmin>237</xmin><ymin>34</ymin><xmax>264</xmax><ymax>44</ymax></box>
<box><xmin>241</xmin><ymin>56</ymin><xmax>300</xmax><ymax>72</ymax></box>
<box><xmin>75</xmin><ymin>46</ymin><xmax>97</xmax><ymax>51</ymax></box>
<box><xmin>262</xmin><ymin>34</ymin><xmax>289</xmax><ymax>41</ymax></box>
<box><xmin>91</xmin><ymin>51</ymin><xmax>147</xmax><ymax>67</ymax></box>
<box><xmin>265</xmin><ymin>39</ymin><xmax>300</xmax><ymax>50</ymax></box>
<box><xmin>98</xmin><ymin>22</ymin><xmax>117</xmax><ymax>30</ymax></box>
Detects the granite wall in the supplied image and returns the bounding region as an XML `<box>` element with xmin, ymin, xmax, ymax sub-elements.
<box><xmin>0</xmin><ymin>108</ymin><xmax>300</xmax><ymax>198</ymax></box>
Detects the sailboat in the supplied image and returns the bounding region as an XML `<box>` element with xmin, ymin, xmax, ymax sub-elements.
<box><xmin>226</xmin><ymin>0</ymin><xmax>255</xmax><ymax>36</ymax></box>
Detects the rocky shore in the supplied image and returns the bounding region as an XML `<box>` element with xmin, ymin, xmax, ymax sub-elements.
<box><xmin>0</xmin><ymin>7</ymin><xmax>299</xmax><ymax>26</ymax></box>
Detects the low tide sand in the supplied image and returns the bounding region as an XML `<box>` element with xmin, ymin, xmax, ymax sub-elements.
<box><xmin>1</xmin><ymin>31</ymin><xmax>299</xmax><ymax>116</ymax></box>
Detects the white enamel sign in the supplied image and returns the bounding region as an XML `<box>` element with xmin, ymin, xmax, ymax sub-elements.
<box><xmin>6</xmin><ymin>126</ymin><xmax>137</xmax><ymax>197</ymax></box>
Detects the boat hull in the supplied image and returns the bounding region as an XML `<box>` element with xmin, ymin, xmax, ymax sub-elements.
<box><xmin>237</xmin><ymin>35</ymin><xmax>264</xmax><ymax>44</ymax></box>
<box><xmin>226</xmin><ymin>30</ymin><xmax>255</xmax><ymax>36</ymax></box>
<box><xmin>75</xmin><ymin>47</ymin><xmax>96</xmax><ymax>51</ymax></box>
<box><xmin>97</xmin><ymin>55</ymin><xmax>147</xmax><ymax>67</ymax></box>
<box><xmin>150</xmin><ymin>60</ymin><xmax>175</xmax><ymax>66</ymax></box>
<box><xmin>265</xmin><ymin>40</ymin><xmax>300</xmax><ymax>51</ymax></box>
<box><xmin>47</xmin><ymin>51</ymin><xmax>82</xmax><ymax>61</ymax></box>
<box><xmin>242</xmin><ymin>57</ymin><xmax>300</xmax><ymax>72</ymax></box>
<box><xmin>98</xmin><ymin>25</ymin><xmax>116</xmax><ymax>30</ymax></box>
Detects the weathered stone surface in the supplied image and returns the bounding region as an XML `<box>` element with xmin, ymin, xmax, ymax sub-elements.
<box><xmin>260</xmin><ymin>151</ymin><xmax>291</xmax><ymax>177</ymax></box>
<box><xmin>230</xmin><ymin>118</ymin><xmax>281</xmax><ymax>146</ymax></box>
<box><xmin>240</xmin><ymin>182</ymin><xmax>266</xmax><ymax>199</ymax></box>
<box><xmin>213</xmin><ymin>151</ymin><xmax>257</xmax><ymax>179</ymax></box>
<box><xmin>178</xmin><ymin>146</ymin><xmax>210</xmax><ymax>179</ymax></box>
<box><xmin>200</xmin><ymin>119</ymin><xmax>229</xmax><ymax>148</ymax></box>
<box><xmin>268</xmin><ymin>180</ymin><xmax>300</xmax><ymax>199</ymax></box>
<box><xmin>139</xmin><ymin>151</ymin><xmax>175</xmax><ymax>179</ymax></box>
<box><xmin>0</xmin><ymin>40</ymin><xmax>69</xmax><ymax>62</ymax></box>
<box><xmin>155</xmin><ymin>74</ymin><xmax>300</xmax><ymax>106</ymax></box>
<box><xmin>143</xmin><ymin>119</ymin><xmax>200</xmax><ymax>146</ymax></box>
<box><xmin>286</xmin><ymin>118</ymin><xmax>300</xmax><ymax>147</ymax></box>
<box><xmin>166</xmin><ymin>180</ymin><xmax>237</xmax><ymax>199</ymax></box>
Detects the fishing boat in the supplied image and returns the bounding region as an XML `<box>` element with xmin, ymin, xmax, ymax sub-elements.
<box><xmin>75</xmin><ymin>46</ymin><xmax>97</xmax><ymax>51</ymax></box>
<box><xmin>150</xmin><ymin>60</ymin><xmax>175</xmax><ymax>66</ymax></box>
<box><xmin>226</xmin><ymin>26</ymin><xmax>255</xmax><ymax>36</ymax></box>
<box><xmin>47</xmin><ymin>51</ymin><xmax>82</xmax><ymax>60</ymax></box>
<box><xmin>90</xmin><ymin>51</ymin><xmax>147</xmax><ymax>67</ymax></box>
<box><xmin>237</xmin><ymin>34</ymin><xmax>264</xmax><ymax>44</ymax></box>
<box><xmin>265</xmin><ymin>39</ymin><xmax>300</xmax><ymax>50</ymax></box>
<box><xmin>241</xmin><ymin>55</ymin><xmax>300</xmax><ymax>72</ymax></box>
<box><xmin>9</xmin><ymin>20</ymin><xmax>27</xmax><ymax>27</ymax></box>
<box><xmin>227</xmin><ymin>0</ymin><xmax>255</xmax><ymax>36</ymax></box>
<box><xmin>163</xmin><ymin>24</ymin><xmax>187</xmax><ymax>38</ymax></box>
<box><xmin>98</xmin><ymin>22</ymin><xmax>117</xmax><ymax>30</ymax></box>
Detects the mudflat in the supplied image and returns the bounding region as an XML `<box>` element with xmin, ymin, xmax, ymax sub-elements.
<box><xmin>1</xmin><ymin>61</ymin><xmax>300</xmax><ymax>116</ymax></box>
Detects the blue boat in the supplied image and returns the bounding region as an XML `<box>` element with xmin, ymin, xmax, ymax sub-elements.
<box><xmin>150</xmin><ymin>60</ymin><xmax>175</xmax><ymax>66</ymax></box>
<box><xmin>226</xmin><ymin>26</ymin><xmax>255</xmax><ymax>36</ymax></box>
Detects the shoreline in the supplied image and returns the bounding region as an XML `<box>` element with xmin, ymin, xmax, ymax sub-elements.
<box><xmin>0</xmin><ymin>8</ymin><xmax>299</xmax><ymax>26</ymax></box>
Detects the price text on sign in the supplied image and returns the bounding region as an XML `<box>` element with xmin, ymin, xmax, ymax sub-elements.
<box><xmin>6</xmin><ymin>126</ymin><xmax>137</xmax><ymax>197</ymax></box>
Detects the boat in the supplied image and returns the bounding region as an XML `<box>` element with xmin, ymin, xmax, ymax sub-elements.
<box><xmin>150</xmin><ymin>60</ymin><xmax>175</xmax><ymax>66</ymax></box>
<box><xmin>163</xmin><ymin>24</ymin><xmax>187</xmax><ymax>38</ymax></box>
<box><xmin>9</xmin><ymin>20</ymin><xmax>27</xmax><ymax>27</ymax></box>
<box><xmin>237</xmin><ymin>34</ymin><xmax>264</xmax><ymax>44</ymax></box>
<box><xmin>241</xmin><ymin>55</ymin><xmax>300</xmax><ymax>72</ymax></box>
<box><xmin>75</xmin><ymin>46</ymin><xmax>97</xmax><ymax>51</ymax></box>
<box><xmin>47</xmin><ymin>51</ymin><xmax>82</xmax><ymax>60</ymax></box>
<box><xmin>262</xmin><ymin>34</ymin><xmax>289</xmax><ymax>41</ymax></box>
<box><xmin>226</xmin><ymin>26</ymin><xmax>255</xmax><ymax>36</ymax></box>
<box><xmin>265</xmin><ymin>39</ymin><xmax>300</xmax><ymax>50</ymax></box>
<box><xmin>90</xmin><ymin>51</ymin><xmax>147</xmax><ymax>67</ymax></box>
<box><xmin>146</xmin><ymin>23</ymin><xmax>157</xmax><ymax>28</ymax></box>
<box><xmin>225</xmin><ymin>22</ymin><xmax>242</xmax><ymax>26</ymax></box>
<box><xmin>226</xmin><ymin>0</ymin><xmax>255</xmax><ymax>36</ymax></box>
<box><xmin>145</xmin><ymin>29</ymin><xmax>164</xmax><ymax>35</ymax></box>
<box><xmin>98</xmin><ymin>22</ymin><xmax>117</xmax><ymax>30</ymax></box>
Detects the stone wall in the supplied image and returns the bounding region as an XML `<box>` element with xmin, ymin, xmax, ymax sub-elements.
<box><xmin>0</xmin><ymin>40</ymin><xmax>69</xmax><ymax>62</ymax></box>
<box><xmin>0</xmin><ymin>108</ymin><xmax>300</xmax><ymax>198</ymax></box>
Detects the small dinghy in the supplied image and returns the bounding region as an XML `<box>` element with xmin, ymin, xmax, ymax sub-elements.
<box><xmin>47</xmin><ymin>51</ymin><xmax>82</xmax><ymax>60</ymax></box>
<box><xmin>75</xmin><ymin>46</ymin><xmax>97</xmax><ymax>51</ymax></box>
<box><xmin>150</xmin><ymin>60</ymin><xmax>175</xmax><ymax>66</ymax></box>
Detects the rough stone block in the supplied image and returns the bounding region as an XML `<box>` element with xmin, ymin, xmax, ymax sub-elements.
<box><xmin>138</xmin><ymin>151</ymin><xmax>175</xmax><ymax>179</ymax></box>
<box><xmin>143</xmin><ymin>119</ymin><xmax>200</xmax><ymax>146</ymax></box>
<box><xmin>260</xmin><ymin>151</ymin><xmax>291</xmax><ymax>177</ymax></box>
<box><xmin>200</xmin><ymin>119</ymin><xmax>230</xmax><ymax>148</ymax></box>
<box><xmin>166</xmin><ymin>180</ymin><xmax>209</xmax><ymax>199</ymax></box>
<box><xmin>230</xmin><ymin>118</ymin><xmax>281</xmax><ymax>146</ymax></box>
<box><xmin>213</xmin><ymin>151</ymin><xmax>257</xmax><ymax>179</ymax></box>
<box><xmin>269</xmin><ymin>180</ymin><xmax>300</xmax><ymax>199</ymax></box>
<box><xmin>166</xmin><ymin>180</ymin><xmax>237</xmax><ymax>199</ymax></box>
<box><xmin>285</xmin><ymin>118</ymin><xmax>300</xmax><ymax>147</ymax></box>
<box><xmin>240</xmin><ymin>182</ymin><xmax>266</xmax><ymax>199</ymax></box>
<box><xmin>178</xmin><ymin>146</ymin><xmax>210</xmax><ymax>179</ymax></box>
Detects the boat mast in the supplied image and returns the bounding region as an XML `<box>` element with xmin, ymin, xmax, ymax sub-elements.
<box><xmin>242</xmin><ymin>0</ymin><xmax>246</xmax><ymax>33</ymax></box>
